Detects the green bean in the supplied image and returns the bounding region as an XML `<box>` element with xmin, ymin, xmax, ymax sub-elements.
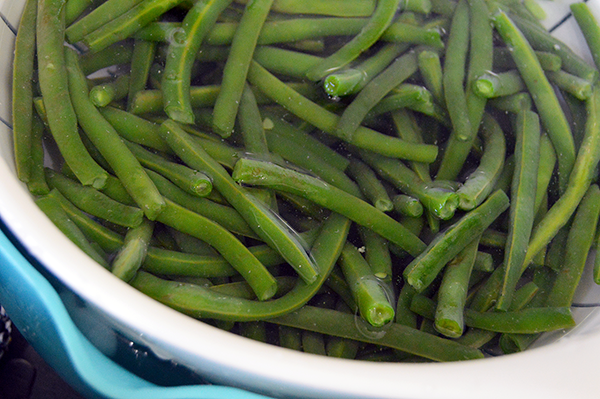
<box><xmin>412</xmin><ymin>294</ymin><xmax>575</xmax><ymax>334</ymax></box>
<box><xmin>498</xmin><ymin>267</ymin><xmax>555</xmax><ymax>352</ymax></box>
<box><xmin>481</xmin><ymin>228</ymin><xmax>507</xmax><ymax>249</ymax></box>
<box><xmin>137</xmin><ymin>18</ymin><xmax>325</xmax><ymax>43</ymax></box>
<box><xmin>324</xmin><ymin>43</ymin><xmax>409</xmax><ymax>97</ymax></box>
<box><xmin>511</xmin><ymin>13</ymin><xmax>598</xmax><ymax>83</ymax></box>
<box><xmin>263</xmin><ymin>123</ymin><xmax>363</xmax><ymax>198</ymax></box>
<box><xmin>456</xmin><ymin>113</ymin><xmax>506</xmax><ymax>211</ymax></box>
<box><xmin>546</xmin><ymin>70</ymin><xmax>593</xmax><ymax>101</ymax></box>
<box><xmin>126</xmin><ymin>39</ymin><xmax>156</xmax><ymax>110</ymax></box>
<box><xmin>433</xmin><ymin>0</ymin><xmax>471</xmax><ymax>181</ymax></box>
<box><xmin>12</xmin><ymin>0</ymin><xmax>37</xmax><ymax>184</ymax></box>
<box><xmin>366</xmin><ymin>84</ymin><xmax>435</xmax><ymax>118</ymax></box>
<box><xmin>347</xmin><ymin>158</ymin><xmax>394</xmax><ymax>212</ymax></box>
<box><xmin>36</xmin><ymin>190</ymin><xmax>109</xmax><ymax>268</ymax></box>
<box><xmin>299</xmin><ymin>330</ymin><xmax>325</xmax><ymax>355</ymax></box>
<box><xmin>546</xmin><ymin>184</ymin><xmax>600</xmax><ymax>307</ymax></box>
<box><xmin>51</xmin><ymin>187</ymin><xmax>125</xmax><ymax>253</ymax></box>
<box><xmin>334</xmin><ymin>52</ymin><xmax>418</xmax><ymax>140</ymax></box>
<box><xmin>571</xmin><ymin>2</ymin><xmax>600</xmax><ymax>71</ymax></box>
<box><xmin>65</xmin><ymin>0</ymin><xmax>145</xmax><ymax>43</ymax></box>
<box><xmin>143</xmin><ymin>245</ymin><xmax>279</xmax><ymax>278</ymax></box>
<box><xmin>243</xmin><ymin>0</ymin><xmax>376</xmax><ymax>16</ymax></box>
<box><xmin>131</xmin><ymin>81</ymin><xmax>318</xmax><ymax>114</ymax></box>
<box><xmin>239</xmin><ymin>85</ymin><xmax>278</xmax><ymax>207</ymax></box>
<box><xmin>270</xmin><ymin>305</ymin><xmax>484</xmax><ymax>362</ymax></box>
<box><xmin>162</xmin><ymin>0</ymin><xmax>232</xmax><ymax>124</ymax></box>
<box><xmin>65</xmin><ymin>49</ymin><xmax>166</xmax><ymax>220</ymax></box>
<box><xmin>465</xmin><ymin>307</ymin><xmax>575</xmax><ymax>334</ymax></box>
<box><xmin>27</xmin><ymin>116</ymin><xmax>50</xmax><ymax>196</ymax></box>
<box><xmin>37</xmin><ymin>0</ymin><xmax>108</xmax><ymax>189</ymax></box>
<box><xmin>473</xmin><ymin>251</ymin><xmax>493</xmax><ymax>273</ymax></box>
<box><xmin>253</xmin><ymin>46</ymin><xmax>321</xmax><ymax>79</ymax></box>
<box><xmin>533</xmin><ymin>133</ymin><xmax>556</xmax><ymax>214</ymax></box>
<box><xmin>160</xmin><ymin>120</ymin><xmax>319</xmax><ymax>283</ymax></box>
<box><xmin>239</xmin><ymin>85</ymin><xmax>270</xmax><ymax>155</ymax></box>
<box><xmin>146</xmin><ymin>169</ymin><xmax>256</xmax><ymax>238</ymax></box>
<box><xmin>448</xmin><ymin>0</ymin><xmax>489</xmax><ymax>182</ymax></box>
<box><xmin>132</xmin><ymin>213</ymin><xmax>350</xmax><ymax>320</ymax></box>
<box><xmin>594</xmin><ymin>230</ymin><xmax>600</xmax><ymax>284</ymax></box>
<box><xmin>65</xmin><ymin>0</ymin><xmax>96</xmax><ymax>25</ymax></box>
<box><xmin>417</xmin><ymin>50</ymin><xmax>444</xmax><ymax>103</ymax></box>
<box><xmin>325</xmin><ymin>267</ymin><xmax>357</xmax><ymax>310</ymax></box>
<box><xmin>473</xmin><ymin>70</ymin><xmax>525</xmax><ymax>98</ymax></box>
<box><xmin>338</xmin><ymin>242</ymin><xmax>395</xmax><ymax>327</ymax></box>
<box><xmin>496</xmin><ymin>110</ymin><xmax>540</xmax><ymax>311</ymax></box>
<box><xmin>125</xmin><ymin>141</ymin><xmax>212</xmax><ymax>197</ymax></box>
<box><xmin>523</xmin><ymin>85</ymin><xmax>600</xmax><ymax>271</ymax></box>
<box><xmin>279</xmin><ymin>326</ymin><xmax>302</xmax><ymax>351</ymax></box>
<box><xmin>493</xmin><ymin>10</ymin><xmax>575</xmax><ymax>192</ymax></box>
<box><xmin>261</xmin><ymin>112</ymin><xmax>350</xmax><ymax>171</ymax></box>
<box><xmin>435</xmin><ymin>238</ymin><xmax>479</xmax><ymax>338</ymax></box>
<box><xmin>544</xmin><ymin>226</ymin><xmax>568</xmax><ymax>271</ymax></box>
<box><xmin>82</xmin><ymin>0</ymin><xmax>185</xmax><ymax>53</ymax></box>
<box><xmin>247</xmin><ymin>61</ymin><xmax>439</xmax><ymax>162</ymax></box>
<box><xmin>404</xmin><ymin>190</ymin><xmax>509</xmax><ymax>292</ymax></box>
<box><xmin>488</xmin><ymin>92</ymin><xmax>532</xmax><ymax>114</ymax></box>
<box><xmin>395</xmin><ymin>283</ymin><xmax>418</xmax><ymax>328</ymax></box>
<box><xmin>522</xmin><ymin>0</ymin><xmax>545</xmax><ymax>20</ymax></box>
<box><xmin>158</xmin><ymin>199</ymin><xmax>279</xmax><ymax>301</ymax></box>
<box><xmin>509</xmin><ymin>281</ymin><xmax>539</xmax><ymax>311</ymax></box>
<box><xmin>392</xmin><ymin>195</ymin><xmax>424</xmax><ymax>218</ymax></box>
<box><xmin>79</xmin><ymin>42</ymin><xmax>134</xmax><ymax>75</ymax></box>
<box><xmin>563</xmin><ymin>90</ymin><xmax>588</xmax><ymax>151</ymax></box>
<box><xmin>359</xmin><ymin>226</ymin><xmax>393</xmax><ymax>282</ymax></box>
<box><xmin>111</xmin><ymin>219</ymin><xmax>154</xmax><ymax>282</ymax></box>
<box><xmin>46</xmin><ymin>169</ymin><xmax>144</xmax><ymax>228</ymax></box>
<box><xmin>305</xmin><ymin>0</ymin><xmax>404</xmax><ymax>81</ymax></box>
<box><xmin>326</xmin><ymin>303</ymin><xmax>361</xmax><ymax>359</ymax></box>
<box><xmin>379</xmin><ymin>22</ymin><xmax>444</xmax><ymax>48</ymax></box>
<box><xmin>465</xmin><ymin>0</ymin><xmax>493</xmax><ymax>140</ymax></box>
<box><xmin>168</xmin><ymin>228</ymin><xmax>217</xmax><ymax>256</ymax></box>
<box><xmin>493</xmin><ymin>47</ymin><xmax>562</xmax><ymax>72</ymax></box>
<box><xmin>212</xmin><ymin>0</ymin><xmax>273</xmax><ymax>137</ymax></box>
<box><xmin>431</xmin><ymin>0</ymin><xmax>456</xmax><ymax>16</ymax></box>
<box><xmin>390</xmin><ymin>110</ymin><xmax>434</xmax><ymax>198</ymax></box>
<box><xmin>99</xmin><ymin>107</ymin><xmax>171</xmax><ymax>153</ymax></box>
<box><xmin>232</xmin><ymin>158</ymin><xmax>427</xmax><ymax>256</ymax></box>
<box><xmin>89</xmin><ymin>74</ymin><xmax>131</xmax><ymax>107</ymax></box>
<box><xmin>358</xmin><ymin>150</ymin><xmax>458</xmax><ymax>220</ymax></box>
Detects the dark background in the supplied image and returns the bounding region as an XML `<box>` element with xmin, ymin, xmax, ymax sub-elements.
<box><xmin>0</xmin><ymin>325</ymin><xmax>85</xmax><ymax>399</ymax></box>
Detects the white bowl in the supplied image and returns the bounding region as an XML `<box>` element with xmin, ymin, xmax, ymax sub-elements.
<box><xmin>2</xmin><ymin>1</ymin><xmax>600</xmax><ymax>397</ymax></box>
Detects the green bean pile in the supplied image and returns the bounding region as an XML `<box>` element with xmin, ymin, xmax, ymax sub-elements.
<box><xmin>12</xmin><ymin>0</ymin><xmax>600</xmax><ymax>362</ymax></box>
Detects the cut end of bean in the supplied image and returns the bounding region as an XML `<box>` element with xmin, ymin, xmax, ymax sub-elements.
<box><xmin>364</xmin><ymin>304</ymin><xmax>395</xmax><ymax>328</ymax></box>
<box><xmin>374</xmin><ymin>198</ymin><xmax>394</xmax><ymax>212</ymax></box>
<box><xmin>434</xmin><ymin>319</ymin><xmax>463</xmax><ymax>339</ymax></box>
<box><xmin>165</xmin><ymin>105</ymin><xmax>195</xmax><ymax>125</ymax></box>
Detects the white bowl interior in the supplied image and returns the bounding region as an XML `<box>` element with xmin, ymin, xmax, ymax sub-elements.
<box><xmin>3</xmin><ymin>1</ymin><xmax>600</xmax><ymax>398</ymax></box>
